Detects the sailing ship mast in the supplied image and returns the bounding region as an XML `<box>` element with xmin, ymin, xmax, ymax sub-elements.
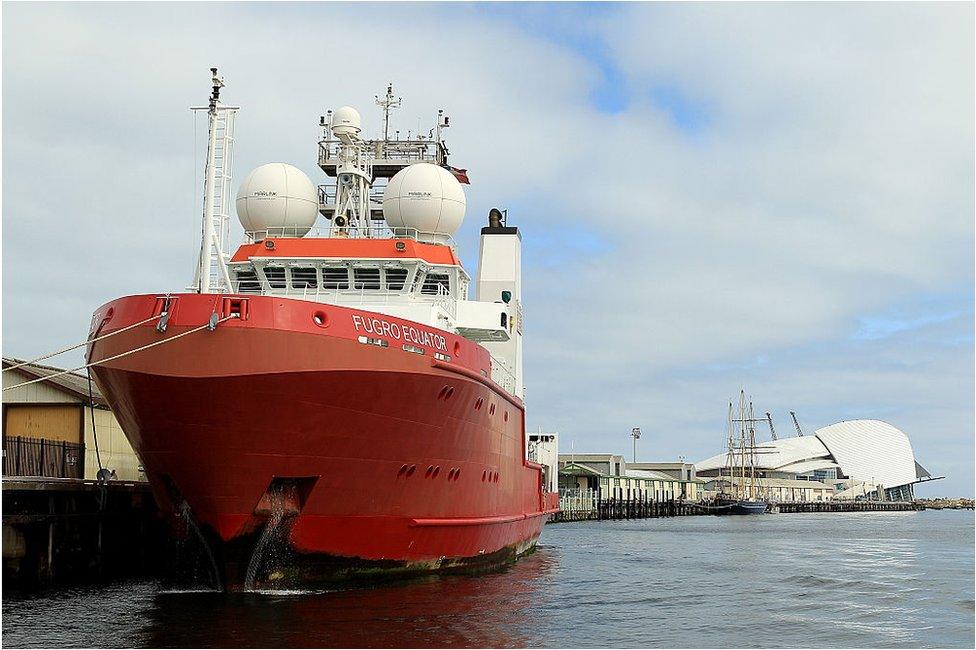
<box><xmin>723</xmin><ymin>389</ymin><xmax>769</xmax><ymax>501</ymax></box>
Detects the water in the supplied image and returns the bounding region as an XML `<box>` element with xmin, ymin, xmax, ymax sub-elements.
<box><xmin>3</xmin><ymin>510</ymin><xmax>973</xmax><ymax>648</ymax></box>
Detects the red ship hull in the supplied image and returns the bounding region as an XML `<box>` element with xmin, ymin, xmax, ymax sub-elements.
<box><xmin>88</xmin><ymin>293</ymin><xmax>558</xmax><ymax>590</ymax></box>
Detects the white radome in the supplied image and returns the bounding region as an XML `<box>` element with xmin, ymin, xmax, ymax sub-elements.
<box><xmin>330</xmin><ymin>106</ymin><xmax>361</xmax><ymax>138</ymax></box>
<box><xmin>236</xmin><ymin>163</ymin><xmax>318</xmax><ymax>237</ymax></box>
<box><xmin>382</xmin><ymin>163</ymin><xmax>466</xmax><ymax>243</ymax></box>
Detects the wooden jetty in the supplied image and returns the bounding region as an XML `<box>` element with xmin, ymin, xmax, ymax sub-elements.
<box><xmin>2</xmin><ymin>477</ymin><xmax>165</xmax><ymax>590</ymax></box>
<box><xmin>550</xmin><ymin>496</ymin><xmax>922</xmax><ymax>522</ymax></box>
<box><xmin>775</xmin><ymin>500</ymin><xmax>920</xmax><ymax>513</ymax></box>
<box><xmin>551</xmin><ymin>497</ymin><xmax>710</xmax><ymax>523</ymax></box>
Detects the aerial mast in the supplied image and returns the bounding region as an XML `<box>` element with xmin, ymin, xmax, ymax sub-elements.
<box><xmin>192</xmin><ymin>67</ymin><xmax>238</xmax><ymax>293</ymax></box>
<box><xmin>375</xmin><ymin>83</ymin><xmax>401</xmax><ymax>143</ymax></box>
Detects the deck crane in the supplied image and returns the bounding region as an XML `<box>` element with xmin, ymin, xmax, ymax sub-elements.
<box><xmin>790</xmin><ymin>411</ymin><xmax>804</xmax><ymax>436</ymax></box>
<box><xmin>765</xmin><ymin>412</ymin><xmax>777</xmax><ymax>440</ymax></box>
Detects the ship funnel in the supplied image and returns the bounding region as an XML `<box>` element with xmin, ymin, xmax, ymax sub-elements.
<box><xmin>488</xmin><ymin>208</ymin><xmax>504</xmax><ymax>229</ymax></box>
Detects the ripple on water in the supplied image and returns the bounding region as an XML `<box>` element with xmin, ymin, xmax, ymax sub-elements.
<box><xmin>2</xmin><ymin>510</ymin><xmax>973</xmax><ymax>648</ymax></box>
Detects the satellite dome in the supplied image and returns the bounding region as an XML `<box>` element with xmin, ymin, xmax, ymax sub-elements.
<box><xmin>331</xmin><ymin>106</ymin><xmax>361</xmax><ymax>138</ymax></box>
<box><xmin>236</xmin><ymin>163</ymin><xmax>318</xmax><ymax>237</ymax></box>
<box><xmin>382</xmin><ymin>163</ymin><xmax>466</xmax><ymax>243</ymax></box>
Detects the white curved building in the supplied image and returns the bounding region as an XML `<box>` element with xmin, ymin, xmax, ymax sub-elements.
<box><xmin>696</xmin><ymin>419</ymin><xmax>937</xmax><ymax>501</ymax></box>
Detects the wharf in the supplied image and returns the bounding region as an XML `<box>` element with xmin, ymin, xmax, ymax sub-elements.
<box><xmin>774</xmin><ymin>500</ymin><xmax>920</xmax><ymax>513</ymax></box>
<box><xmin>2</xmin><ymin>476</ymin><xmax>165</xmax><ymax>590</ymax></box>
<box><xmin>551</xmin><ymin>498</ymin><xmax>707</xmax><ymax>523</ymax></box>
<box><xmin>550</xmin><ymin>497</ymin><xmax>922</xmax><ymax>522</ymax></box>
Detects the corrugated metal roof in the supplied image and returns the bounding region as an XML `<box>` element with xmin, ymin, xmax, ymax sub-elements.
<box><xmin>2</xmin><ymin>357</ymin><xmax>108</xmax><ymax>407</ymax></box>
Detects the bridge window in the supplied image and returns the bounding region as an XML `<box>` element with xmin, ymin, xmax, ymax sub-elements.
<box><xmin>421</xmin><ymin>273</ymin><xmax>450</xmax><ymax>295</ymax></box>
<box><xmin>353</xmin><ymin>268</ymin><xmax>381</xmax><ymax>290</ymax></box>
<box><xmin>235</xmin><ymin>268</ymin><xmax>261</xmax><ymax>293</ymax></box>
<box><xmin>385</xmin><ymin>268</ymin><xmax>408</xmax><ymax>291</ymax></box>
<box><xmin>264</xmin><ymin>266</ymin><xmax>286</xmax><ymax>289</ymax></box>
<box><xmin>323</xmin><ymin>267</ymin><xmax>349</xmax><ymax>290</ymax></box>
<box><xmin>291</xmin><ymin>267</ymin><xmax>318</xmax><ymax>289</ymax></box>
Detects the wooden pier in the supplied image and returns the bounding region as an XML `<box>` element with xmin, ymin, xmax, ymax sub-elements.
<box><xmin>2</xmin><ymin>477</ymin><xmax>166</xmax><ymax>590</ymax></box>
<box><xmin>775</xmin><ymin>500</ymin><xmax>920</xmax><ymax>513</ymax></box>
<box><xmin>551</xmin><ymin>497</ymin><xmax>710</xmax><ymax>522</ymax></box>
<box><xmin>550</xmin><ymin>496</ymin><xmax>922</xmax><ymax>522</ymax></box>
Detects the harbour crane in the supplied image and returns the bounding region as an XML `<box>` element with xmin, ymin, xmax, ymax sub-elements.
<box><xmin>790</xmin><ymin>411</ymin><xmax>804</xmax><ymax>436</ymax></box>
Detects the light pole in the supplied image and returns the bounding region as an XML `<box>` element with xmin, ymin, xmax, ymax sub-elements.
<box><xmin>631</xmin><ymin>427</ymin><xmax>641</xmax><ymax>463</ymax></box>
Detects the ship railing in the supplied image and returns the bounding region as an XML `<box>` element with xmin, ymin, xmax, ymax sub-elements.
<box><xmin>251</xmin><ymin>283</ymin><xmax>463</xmax><ymax>319</ymax></box>
<box><xmin>318</xmin><ymin>139</ymin><xmax>446</xmax><ymax>168</ymax></box>
<box><xmin>245</xmin><ymin>225</ymin><xmax>456</xmax><ymax>249</ymax></box>
<box><xmin>488</xmin><ymin>353</ymin><xmax>517</xmax><ymax>395</ymax></box>
<box><xmin>432</xmin><ymin>283</ymin><xmax>457</xmax><ymax>321</ymax></box>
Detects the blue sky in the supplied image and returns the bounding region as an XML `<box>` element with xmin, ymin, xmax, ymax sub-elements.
<box><xmin>3</xmin><ymin>2</ymin><xmax>973</xmax><ymax>495</ymax></box>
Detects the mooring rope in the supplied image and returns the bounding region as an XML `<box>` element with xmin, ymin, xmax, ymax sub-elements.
<box><xmin>2</xmin><ymin>315</ymin><xmax>236</xmax><ymax>392</ymax></box>
<box><xmin>86</xmin><ymin>368</ymin><xmax>105</xmax><ymax>474</ymax></box>
<box><xmin>2</xmin><ymin>313</ymin><xmax>165</xmax><ymax>374</ymax></box>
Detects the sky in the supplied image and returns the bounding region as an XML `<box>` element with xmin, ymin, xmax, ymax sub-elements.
<box><xmin>3</xmin><ymin>2</ymin><xmax>973</xmax><ymax>496</ymax></box>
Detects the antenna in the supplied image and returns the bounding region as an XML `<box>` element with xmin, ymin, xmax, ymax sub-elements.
<box><xmin>191</xmin><ymin>67</ymin><xmax>239</xmax><ymax>293</ymax></box>
<box><xmin>375</xmin><ymin>83</ymin><xmax>401</xmax><ymax>142</ymax></box>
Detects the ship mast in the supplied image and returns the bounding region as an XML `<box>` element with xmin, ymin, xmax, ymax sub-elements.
<box><xmin>375</xmin><ymin>83</ymin><xmax>401</xmax><ymax>143</ymax></box>
<box><xmin>192</xmin><ymin>67</ymin><xmax>238</xmax><ymax>293</ymax></box>
<box><xmin>330</xmin><ymin>106</ymin><xmax>373</xmax><ymax>238</ymax></box>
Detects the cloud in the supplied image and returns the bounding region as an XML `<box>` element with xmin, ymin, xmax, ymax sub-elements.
<box><xmin>3</xmin><ymin>3</ymin><xmax>972</xmax><ymax>495</ymax></box>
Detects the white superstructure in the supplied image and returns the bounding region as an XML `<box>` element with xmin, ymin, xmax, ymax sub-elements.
<box><xmin>190</xmin><ymin>76</ymin><xmax>524</xmax><ymax>399</ymax></box>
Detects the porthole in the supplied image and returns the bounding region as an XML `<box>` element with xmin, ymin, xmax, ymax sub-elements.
<box><xmin>312</xmin><ymin>310</ymin><xmax>329</xmax><ymax>327</ymax></box>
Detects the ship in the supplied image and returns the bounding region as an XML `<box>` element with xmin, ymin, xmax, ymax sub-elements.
<box><xmin>86</xmin><ymin>72</ymin><xmax>559</xmax><ymax>590</ymax></box>
<box><xmin>711</xmin><ymin>390</ymin><xmax>769</xmax><ymax>515</ymax></box>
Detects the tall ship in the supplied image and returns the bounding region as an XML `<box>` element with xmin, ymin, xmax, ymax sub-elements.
<box><xmin>86</xmin><ymin>71</ymin><xmax>559</xmax><ymax>590</ymax></box>
<box><xmin>712</xmin><ymin>390</ymin><xmax>769</xmax><ymax>515</ymax></box>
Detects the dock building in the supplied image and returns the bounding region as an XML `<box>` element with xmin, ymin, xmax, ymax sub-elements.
<box><xmin>2</xmin><ymin>358</ymin><xmax>142</xmax><ymax>481</ymax></box>
<box><xmin>695</xmin><ymin>419</ymin><xmax>940</xmax><ymax>501</ymax></box>
<box><xmin>557</xmin><ymin>454</ymin><xmax>704</xmax><ymax>503</ymax></box>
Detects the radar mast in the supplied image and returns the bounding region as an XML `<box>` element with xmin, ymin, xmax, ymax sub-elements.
<box><xmin>192</xmin><ymin>67</ymin><xmax>238</xmax><ymax>293</ymax></box>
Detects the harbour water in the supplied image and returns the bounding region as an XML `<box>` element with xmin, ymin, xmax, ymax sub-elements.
<box><xmin>3</xmin><ymin>510</ymin><xmax>973</xmax><ymax>648</ymax></box>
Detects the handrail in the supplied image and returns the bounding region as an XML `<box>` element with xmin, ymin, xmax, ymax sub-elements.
<box><xmin>243</xmin><ymin>225</ymin><xmax>457</xmax><ymax>249</ymax></box>
<box><xmin>488</xmin><ymin>352</ymin><xmax>518</xmax><ymax>394</ymax></box>
<box><xmin>318</xmin><ymin>139</ymin><xmax>447</xmax><ymax>166</ymax></box>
